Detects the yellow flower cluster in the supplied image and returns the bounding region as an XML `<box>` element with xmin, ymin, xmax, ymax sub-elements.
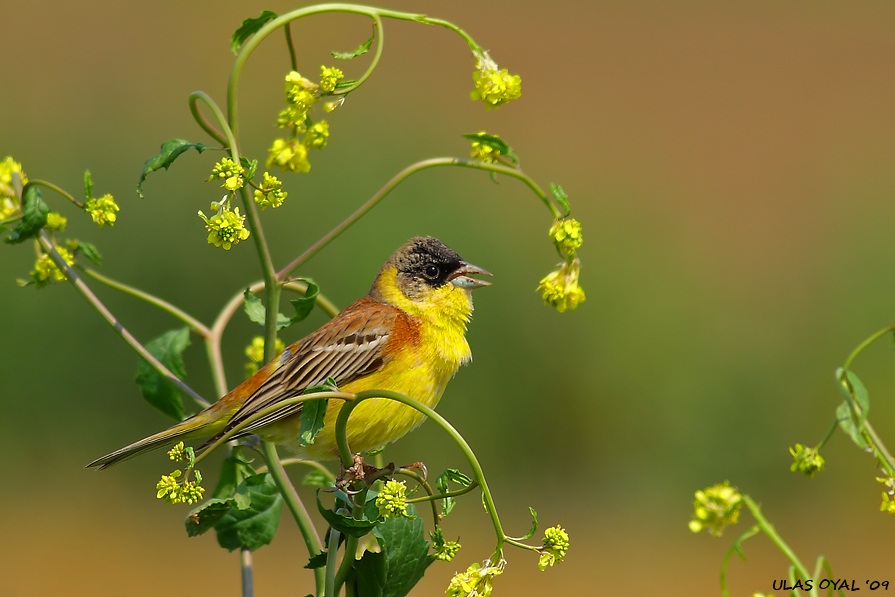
<box><xmin>537</xmin><ymin>525</ymin><xmax>570</xmax><ymax>571</ymax></box>
<box><xmin>445</xmin><ymin>560</ymin><xmax>504</xmax><ymax>597</ymax></box>
<box><xmin>198</xmin><ymin>201</ymin><xmax>250</xmax><ymax>250</ymax></box>
<box><xmin>375</xmin><ymin>479</ymin><xmax>411</xmax><ymax>519</ymax></box>
<box><xmin>84</xmin><ymin>193</ymin><xmax>120</xmax><ymax>227</ymax></box>
<box><xmin>245</xmin><ymin>335</ymin><xmax>286</xmax><ymax>377</ymax></box>
<box><xmin>537</xmin><ymin>258</ymin><xmax>585</xmax><ymax>313</ymax></box>
<box><xmin>877</xmin><ymin>476</ymin><xmax>895</xmax><ymax>514</ymax></box>
<box><xmin>788</xmin><ymin>443</ymin><xmax>824</xmax><ymax>478</ymax></box>
<box><xmin>0</xmin><ymin>156</ymin><xmax>26</xmax><ymax>219</ymax></box>
<box><xmin>29</xmin><ymin>246</ymin><xmax>75</xmax><ymax>288</ymax></box>
<box><xmin>549</xmin><ymin>218</ymin><xmax>583</xmax><ymax>257</ymax></box>
<box><xmin>470</xmin><ymin>53</ymin><xmax>522</xmax><ymax>110</ymax></box>
<box><xmin>253</xmin><ymin>172</ymin><xmax>288</xmax><ymax>210</ymax></box>
<box><xmin>267</xmin><ymin>66</ymin><xmax>343</xmax><ymax>174</ymax></box>
<box><xmin>156</xmin><ymin>469</ymin><xmax>205</xmax><ymax>505</ymax></box>
<box><xmin>208</xmin><ymin>157</ymin><xmax>246</xmax><ymax>192</ymax></box>
<box><xmin>688</xmin><ymin>481</ymin><xmax>742</xmax><ymax>536</ymax></box>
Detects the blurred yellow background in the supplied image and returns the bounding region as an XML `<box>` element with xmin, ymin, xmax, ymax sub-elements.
<box><xmin>2</xmin><ymin>1</ymin><xmax>895</xmax><ymax>595</ymax></box>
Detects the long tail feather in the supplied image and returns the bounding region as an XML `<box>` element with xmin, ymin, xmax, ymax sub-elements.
<box><xmin>86</xmin><ymin>417</ymin><xmax>209</xmax><ymax>470</ymax></box>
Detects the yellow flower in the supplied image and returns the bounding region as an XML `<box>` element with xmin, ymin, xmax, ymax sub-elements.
<box><xmin>253</xmin><ymin>172</ymin><xmax>288</xmax><ymax>210</ymax></box>
<box><xmin>788</xmin><ymin>443</ymin><xmax>824</xmax><ymax>478</ymax></box>
<box><xmin>375</xmin><ymin>479</ymin><xmax>411</xmax><ymax>519</ymax></box>
<box><xmin>84</xmin><ymin>194</ymin><xmax>119</xmax><ymax>227</ymax></box>
<box><xmin>208</xmin><ymin>157</ymin><xmax>246</xmax><ymax>192</ymax></box>
<box><xmin>304</xmin><ymin>120</ymin><xmax>330</xmax><ymax>149</ymax></box>
<box><xmin>245</xmin><ymin>335</ymin><xmax>285</xmax><ymax>377</ymax></box>
<box><xmin>198</xmin><ymin>202</ymin><xmax>250</xmax><ymax>250</ymax></box>
<box><xmin>29</xmin><ymin>246</ymin><xmax>75</xmax><ymax>288</ymax></box>
<box><xmin>688</xmin><ymin>481</ymin><xmax>743</xmax><ymax>536</ymax></box>
<box><xmin>445</xmin><ymin>560</ymin><xmax>504</xmax><ymax>597</ymax></box>
<box><xmin>0</xmin><ymin>156</ymin><xmax>27</xmax><ymax>212</ymax></box>
<box><xmin>548</xmin><ymin>218</ymin><xmax>583</xmax><ymax>257</ymax></box>
<box><xmin>538</xmin><ymin>525</ymin><xmax>570</xmax><ymax>571</ymax></box>
<box><xmin>266</xmin><ymin>138</ymin><xmax>311</xmax><ymax>173</ymax></box>
<box><xmin>319</xmin><ymin>65</ymin><xmax>344</xmax><ymax>93</ymax></box>
<box><xmin>877</xmin><ymin>477</ymin><xmax>895</xmax><ymax>514</ymax></box>
<box><xmin>537</xmin><ymin>258</ymin><xmax>585</xmax><ymax>312</ymax></box>
<box><xmin>470</xmin><ymin>52</ymin><xmax>522</xmax><ymax>110</ymax></box>
<box><xmin>45</xmin><ymin>212</ymin><xmax>68</xmax><ymax>232</ymax></box>
<box><xmin>285</xmin><ymin>71</ymin><xmax>319</xmax><ymax>109</ymax></box>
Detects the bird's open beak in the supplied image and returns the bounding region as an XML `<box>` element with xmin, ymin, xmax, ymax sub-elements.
<box><xmin>449</xmin><ymin>262</ymin><xmax>493</xmax><ymax>289</ymax></box>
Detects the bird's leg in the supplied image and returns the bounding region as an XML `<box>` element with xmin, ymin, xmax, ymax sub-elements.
<box><xmin>399</xmin><ymin>461</ymin><xmax>428</xmax><ymax>481</ymax></box>
<box><xmin>336</xmin><ymin>453</ymin><xmax>367</xmax><ymax>493</ymax></box>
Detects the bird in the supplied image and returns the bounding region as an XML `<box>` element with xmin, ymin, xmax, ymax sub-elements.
<box><xmin>87</xmin><ymin>236</ymin><xmax>491</xmax><ymax>470</ymax></box>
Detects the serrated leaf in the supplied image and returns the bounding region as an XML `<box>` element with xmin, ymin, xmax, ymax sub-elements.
<box><xmin>298</xmin><ymin>397</ymin><xmax>328</xmax><ymax>447</ymax></box>
<box><xmin>355</xmin><ymin>550</ymin><xmax>387</xmax><ymax>597</ymax></box>
<box><xmin>134</xmin><ymin>327</ymin><xmax>190</xmax><ymax>421</ymax></box>
<box><xmin>550</xmin><ymin>183</ymin><xmax>571</xmax><ymax>214</ymax></box>
<box><xmin>137</xmin><ymin>139</ymin><xmax>208</xmax><ymax>198</ymax></box>
<box><xmin>5</xmin><ymin>185</ymin><xmax>48</xmax><ymax>244</ymax></box>
<box><xmin>185</xmin><ymin>498</ymin><xmax>237</xmax><ymax>537</ymax></box>
<box><xmin>371</xmin><ymin>516</ymin><xmax>432</xmax><ymax>597</ymax></box>
<box><xmin>317</xmin><ymin>492</ymin><xmax>378</xmax><ymax>538</ymax></box>
<box><xmin>214</xmin><ymin>473</ymin><xmax>284</xmax><ymax>552</ymax></box>
<box><xmin>77</xmin><ymin>241</ymin><xmax>102</xmax><ymax>266</ymax></box>
<box><xmin>305</xmin><ymin>551</ymin><xmax>328</xmax><ymax>569</ymax></box>
<box><xmin>435</xmin><ymin>469</ymin><xmax>473</xmax><ymax>518</ymax></box>
<box><xmin>332</xmin><ymin>33</ymin><xmax>373</xmax><ymax>60</ymax></box>
<box><xmin>231</xmin><ymin>10</ymin><xmax>278</xmax><ymax>54</ymax></box>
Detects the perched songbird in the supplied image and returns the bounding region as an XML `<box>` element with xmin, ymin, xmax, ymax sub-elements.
<box><xmin>87</xmin><ymin>236</ymin><xmax>491</xmax><ymax>469</ymax></box>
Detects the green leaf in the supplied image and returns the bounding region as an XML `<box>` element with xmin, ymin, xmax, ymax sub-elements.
<box><xmin>134</xmin><ymin>327</ymin><xmax>190</xmax><ymax>421</ymax></box>
<box><xmin>5</xmin><ymin>185</ymin><xmax>48</xmax><ymax>244</ymax></box>
<box><xmin>462</xmin><ymin>132</ymin><xmax>519</xmax><ymax>166</ymax></box>
<box><xmin>76</xmin><ymin>241</ymin><xmax>102</xmax><ymax>266</ymax></box>
<box><xmin>435</xmin><ymin>469</ymin><xmax>472</xmax><ymax>518</ymax></box>
<box><xmin>332</xmin><ymin>33</ymin><xmax>373</xmax><ymax>60</ymax></box>
<box><xmin>212</xmin><ymin>452</ymin><xmax>257</xmax><ymax>501</ymax></box>
<box><xmin>518</xmin><ymin>507</ymin><xmax>539</xmax><ymax>541</ymax></box>
<box><xmin>240</xmin><ymin>157</ymin><xmax>259</xmax><ymax>181</ymax></box>
<box><xmin>214</xmin><ymin>473</ymin><xmax>284</xmax><ymax>552</ymax></box>
<box><xmin>357</xmin><ymin>517</ymin><xmax>432</xmax><ymax>597</ymax></box>
<box><xmin>836</xmin><ymin>368</ymin><xmax>870</xmax><ymax>449</ymax></box>
<box><xmin>317</xmin><ymin>492</ymin><xmax>378</xmax><ymax>538</ymax></box>
<box><xmin>185</xmin><ymin>497</ymin><xmax>238</xmax><ymax>537</ymax></box>
<box><xmin>299</xmin><ymin>397</ymin><xmax>328</xmax><ymax>447</ymax></box>
<box><xmin>305</xmin><ymin>551</ymin><xmax>328</xmax><ymax>569</ymax></box>
<box><xmin>550</xmin><ymin>183</ymin><xmax>571</xmax><ymax>214</ymax></box>
<box><xmin>136</xmin><ymin>139</ymin><xmax>208</xmax><ymax>198</ymax></box>
<box><xmin>83</xmin><ymin>170</ymin><xmax>94</xmax><ymax>201</ymax></box>
<box><xmin>290</xmin><ymin>279</ymin><xmax>320</xmax><ymax>324</ymax></box>
<box><xmin>243</xmin><ymin>288</ymin><xmax>290</xmax><ymax>330</ymax></box>
<box><xmin>231</xmin><ymin>10</ymin><xmax>278</xmax><ymax>54</ymax></box>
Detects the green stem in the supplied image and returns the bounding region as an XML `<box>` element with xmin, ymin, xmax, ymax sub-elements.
<box><xmin>38</xmin><ymin>231</ymin><xmax>209</xmax><ymax>409</ymax></box>
<box><xmin>277</xmin><ymin>157</ymin><xmax>558</xmax><ymax>280</ymax></box>
<box><xmin>742</xmin><ymin>495</ymin><xmax>816</xmax><ymax>597</ymax></box>
<box><xmin>843</xmin><ymin>325</ymin><xmax>895</xmax><ymax>370</ymax></box>
<box><xmin>333</xmin><ymin>389</ymin><xmax>507</xmax><ymax>550</ymax></box>
<box><xmin>188</xmin><ymin>94</ymin><xmax>228</xmax><ymax>146</ymax></box>
<box><xmin>26</xmin><ymin>179</ymin><xmax>83</xmax><ymax>208</ymax></box>
<box><xmin>324</xmin><ymin>525</ymin><xmax>342</xmax><ymax>597</ymax></box>
<box><xmin>240</xmin><ymin>549</ymin><xmax>254</xmax><ymax>597</ymax></box>
<box><xmin>261</xmin><ymin>441</ymin><xmax>326</xmax><ymax>596</ymax></box>
<box><xmin>228</xmin><ymin>4</ymin><xmax>484</xmax><ymax>141</ymax></box>
<box><xmin>83</xmin><ymin>268</ymin><xmax>210</xmax><ymax>336</ymax></box>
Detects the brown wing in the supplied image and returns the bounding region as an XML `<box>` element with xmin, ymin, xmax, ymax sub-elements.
<box><xmin>223</xmin><ymin>296</ymin><xmax>398</xmax><ymax>436</ymax></box>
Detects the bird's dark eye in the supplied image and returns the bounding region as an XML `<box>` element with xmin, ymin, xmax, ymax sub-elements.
<box><xmin>423</xmin><ymin>264</ymin><xmax>441</xmax><ymax>280</ymax></box>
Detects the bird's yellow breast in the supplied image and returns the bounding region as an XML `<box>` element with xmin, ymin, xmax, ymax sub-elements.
<box><xmin>280</xmin><ymin>265</ymin><xmax>475</xmax><ymax>459</ymax></box>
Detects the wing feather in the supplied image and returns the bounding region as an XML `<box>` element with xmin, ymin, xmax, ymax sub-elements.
<box><xmin>221</xmin><ymin>297</ymin><xmax>398</xmax><ymax>436</ymax></box>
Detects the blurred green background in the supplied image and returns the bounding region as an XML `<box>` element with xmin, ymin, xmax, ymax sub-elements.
<box><xmin>3</xmin><ymin>1</ymin><xmax>895</xmax><ymax>595</ymax></box>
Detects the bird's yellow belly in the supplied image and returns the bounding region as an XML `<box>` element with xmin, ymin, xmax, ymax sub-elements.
<box><xmin>267</xmin><ymin>339</ymin><xmax>465</xmax><ymax>460</ymax></box>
